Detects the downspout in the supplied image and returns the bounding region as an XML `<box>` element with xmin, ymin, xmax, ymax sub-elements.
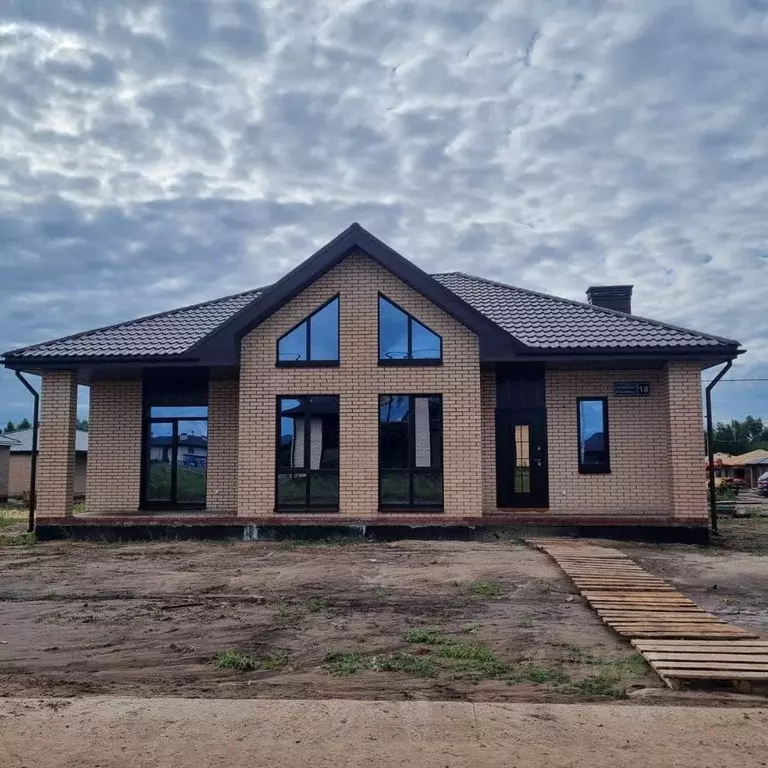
<box><xmin>705</xmin><ymin>361</ymin><xmax>732</xmax><ymax>536</ymax></box>
<box><xmin>14</xmin><ymin>372</ymin><xmax>39</xmax><ymax>533</ymax></box>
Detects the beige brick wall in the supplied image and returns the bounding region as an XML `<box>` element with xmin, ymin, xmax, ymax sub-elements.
<box><xmin>37</xmin><ymin>371</ymin><xmax>78</xmax><ymax>517</ymax></box>
<box><xmin>665</xmin><ymin>362</ymin><xmax>707</xmax><ymax>522</ymax></box>
<box><xmin>86</xmin><ymin>380</ymin><xmax>142</xmax><ymax>513</ymax></box>
<box><xmin>545</xmin><ymin>368</ymin><xmax>672</xmax><ymax>517</ymax></box>
<box><xmin>237</xmin><ymin>252</ymin><xmax>482</xmax><ymax>518</ymax></box>
<box><xmin>0</xmin><ymin>446</ymin><xmax>9</xmax><ymax>501</ymax></box>
<box><xmin>207</xmin><ymin>379</ymin><xmax>239</xmax><ymax>512</ymax></box>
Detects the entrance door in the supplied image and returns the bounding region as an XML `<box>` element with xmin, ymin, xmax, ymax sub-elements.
<box><xmin>494</xmin><ymin>364</ymin><xmax>549</xmax><ymax>509</ymax></box>
<box><xmin>495</xmin><ymin>408</ymin><xmax>549</xmax><ymax>507</ymax></box>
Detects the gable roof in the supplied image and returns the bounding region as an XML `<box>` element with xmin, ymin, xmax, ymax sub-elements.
<box><xmin>1</xmin><ymin>223</ymin><xmax>742</xmax><ymax>367</ymax></box>
<box><xmin>0</xmin><ymin>434</ymin><xmax>19</xmax><ymax>447</ymax></box>
<box><xmin>8</xmin><ymin>428</ymin><xmax>88</xmax><ymax>453</ymax></box>
<box><xmin>432</xmin><ymin>272</ymin><xmax>741</xmax><ymax>351</ymax></box>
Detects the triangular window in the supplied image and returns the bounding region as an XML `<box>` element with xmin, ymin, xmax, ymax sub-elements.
<box><xmin>378</xmin><ymin>295</ymin><xmax>442</xmax><ymax>364</ymax></box>
<box><xmin>277</xmin><ymin>296</ymin><xmax>339</xmax><ymax>365</ymax></box>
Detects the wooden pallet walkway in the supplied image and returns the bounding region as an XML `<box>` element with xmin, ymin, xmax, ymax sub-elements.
<box><xmin>526</xmin><ymin>539</ymin><xmax>766</xmax><ymax>692</ymax></box>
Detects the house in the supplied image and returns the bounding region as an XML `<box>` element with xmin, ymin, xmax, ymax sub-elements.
<box><xmin>6</xmin><ymin>428</ymin><xmax>89</xmax><ymax>500</ymax></box>
<box><xmin>713</xmin><ymin>450</ymin><xmax>768</xmax><ymax>488</ymax></box>
<box><xmin>0</xmin><ymin>434</ymin><xmax>19</xmax><ymax>502</ymax></box>
<box><xmin>1</xmin><ymin>224</ymin><xmax>743</xmax><ymax>536</ymax></box>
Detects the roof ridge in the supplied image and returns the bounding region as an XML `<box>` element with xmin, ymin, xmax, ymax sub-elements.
<box><xmin>436</xmin><ymin>271</ymin><xmax>741</xmax><ymax>347</ymax></box>
<box><xmin>2</xmin><ymin>284</ymin><xmax>267</xmax><ymax>359</ymax></box>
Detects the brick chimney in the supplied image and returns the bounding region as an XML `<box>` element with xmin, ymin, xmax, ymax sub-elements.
<box><xmin>586</xmin><ymin>285</ymin><xmax>633</xmax><ymax>314</ymax></box>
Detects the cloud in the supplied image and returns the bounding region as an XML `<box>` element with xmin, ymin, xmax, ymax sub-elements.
<box><xmin>0</xmin><ymin>0</ymin><xmax>767</xmax><ymax>424</ymax></box>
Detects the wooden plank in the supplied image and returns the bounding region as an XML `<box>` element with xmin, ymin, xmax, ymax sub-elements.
<box><xmin>632</xmin><ymin>640</ymin><xmax>768</xmax><ymax>651</ymax></box>
<box><xmin>644</xmin><ymin>653</ymin><xmax>768</xmax><ymax>664</ymax></box>
<box><xmin>658</xmin><ymin>670</ymin><xmax>768</xmax><ymax>681</ymax></box>
<box><xmin>653</xmin><ymin>662</ymin><xmax>768</xmax><ymax>672</ymax></box>
<box><xmin>582</xmin><ymin>592</ymin><xmax>692</xmax><ymax>599</ymax></box>
<box><xmin>600</xmin><ymin>614</ymin><xmax>717</xmax><ymax>622</ymax></box>
<box><xmin>595</xmin><ymin>607</ymin><xmax>705</xmax><ymax>613</ymax></box>
<box><xmin>624</xmin><ymin>631</ymin><xmax>761</xmax><ymax>639</ymax></box>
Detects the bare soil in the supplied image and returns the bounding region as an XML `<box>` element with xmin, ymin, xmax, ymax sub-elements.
<box><xmin>0</xmin><ymin>518</ymin><xmax>767</xmax><ymax>704</ymax></box>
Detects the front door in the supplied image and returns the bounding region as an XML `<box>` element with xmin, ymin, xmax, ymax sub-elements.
<box><xmin>496</xmin><ymin>408</ymin><xmax>549</xmax><ymax>507</ymax></box>
<box><xmin>494</xmin><ymin>364</ymin><xmax>549</xmax><ymax>509</ymax></box>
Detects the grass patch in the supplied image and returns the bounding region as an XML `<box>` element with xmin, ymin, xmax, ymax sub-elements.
<box><xmin>0</xmin><ymin>531</ymin><xmax>36</xmax><ymax>546</ymax></box>
<box><xmin>306</xmin><ymin>597</ymin><xmax>326</xmax><ymax>613</ymax></box>
<box><xmin>438</xmin><ymin>642</ymin><xmax>510</xmax><ymax>679</ymax></box>
<box><xmin>262</xmin><ymin>653</ymin><xmax>291</xmax><ymax>670</ymax></box>
<box><xmin>517</xmin><ymin>666</ymin><xmax>570</xmax><ymax>685</ymax></box>
<box><xmin>468</xmin><ymin>580</ymin><xmax>503</xmax><ymax>597</ymax></box>
<box><xmin>405</xmin><ymin>627</ymin><xmax>447</xmax><ymax>645</ymax></box>
<box><xmin>567</xmin><ymin>670</ymin><xmax>627</xmax><ymax>699</ymax></box>
<box><xmin>213</xmin><ymin>651</ymin><xmax>260</xmax><ymax>671</ymax></box>
<box><xmin>324</xmin><ymin>651</ymin><xmax>367</xmax><ymax>675</ymax></box>
<box><xmin>518</xmin><ymin>616</ymin><xmax>535</xmax><ymax>629</ymax></box>
<box><xmin>373</xmin><ymin>652</ymin><xmax>439</xmax><ymax>677</ymax></box>
<box><xmin>274</xmin><ymin>599</ymin><xmax>306</xmax><ymax>624</ymax></box>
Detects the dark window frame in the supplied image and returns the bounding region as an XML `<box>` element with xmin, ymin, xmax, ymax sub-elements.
<box><xmin>577</xmin><ymin>396</ymin><xmax>611</xmax><ymax>474</ymax></box>
<box><xmin>377</xmin><ymin>294</ymin><xmax>443</xmax><ymax>366</ymax></box>
<box><xmin>141</xmin><ymin>403</ymin><xmax>209</xmax><ymax>510</ymax></box>
<box><xmin>378</xmin><ymin>394</ymin><xmax>444</xmax><ymax>511</ymax></box>
<box><xmin>275</xmin><ymin>394</ymin><xmax>340</xmax><ymax>512</ymax></box>
<box><xmin>276</xmin><ymin>295</ymin><xmax>341</xmax><ymax>367</ymax></box>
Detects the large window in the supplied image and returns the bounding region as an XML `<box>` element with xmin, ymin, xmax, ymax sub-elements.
<box><xmin>144</xmin><ymin>405</ymin><xmax>208</xmax><ymax>507</ymax></box>
<box><xmin>277</xmin><ymin>396</ymin><xmax>340</xmax><ymax>510</ymax></box>
<box><xmin>577</xmin><ymin>397</ymin><xmax>610</xmax><ymax>474</ymax></box>
<box><xmin>277</xmin><ymin>296</ymin><xmax>340</xmax><ymax>365</ymax></box>
<box><xmin>379</xmin><ymin>395</ymin><xmax>443</xmax><ymax>509</ymax></box>
<box><xmin>378</xmin><ymin>295</ymin><xmax>442</xmax><ymax>364</ymax></box>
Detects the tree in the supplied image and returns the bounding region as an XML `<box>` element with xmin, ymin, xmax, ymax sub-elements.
<box><xmin>711</xmin><ymin>416</ymin><xmax>768</xmax><ymax>455</ymax></box>
<box><xmin>17</xmin><ymin>417</ymin><xmax>31</xmax><ymax>431</ymax></box>
<box><xmin>3</xmin><ymin>421</ymin><xmax>14</xmax><ymax>434</ymax></box>
<box><xmin>77</xmin><ymin>419</ymin><xmax>89</xmax><ymax>432</ymax></box>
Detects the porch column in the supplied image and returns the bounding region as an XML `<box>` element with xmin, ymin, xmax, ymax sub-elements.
<box><xmin>206</xmin><ymin>379</ymin><xmax>239</xmax><ymax>513</ymax></box>
<box><xmin>37</xmin><ymin>371</ymin><xmax>78</xmax><ymax>518</ymax></box>
<box><xmin>665</xmin><ymin>362</ymin><xmax>707</xmax><ymax>524</ymax></box>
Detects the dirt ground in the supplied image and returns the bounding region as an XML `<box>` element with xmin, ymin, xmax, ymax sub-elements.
<box><xmin>0</xmin><ymin>518</ymin><xmax>767</xmax><ymax>704</ymax></box>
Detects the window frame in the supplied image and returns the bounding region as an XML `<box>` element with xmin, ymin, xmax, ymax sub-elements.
<box><xmin>378</xmin><ymin>394</ymin><xmax>444</xmax><ymax>511</ymax></box>
<box><xmin>576</xmin><ymin>396</ymin><xmax>611</xmax><ymax>475</ymax></box>
<box><xmin>274</xmin><ymin>394</ymin><xmax>340</xmax><ymax>512</ymax></box>
<box><xmin>275</xmin><ymin>295</ymin><xmax>341</xmax><ymax>367</ymax></box>
<box><xmin>377</xmin><ymin>294</ymin><xmax>443</xmax><ymax>366</ymax></box>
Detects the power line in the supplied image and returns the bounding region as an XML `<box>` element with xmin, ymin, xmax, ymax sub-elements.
<box><xmin>703</xmin><ymin>377</ymin><xmax>768</xmax><ymax>383</ymax></box>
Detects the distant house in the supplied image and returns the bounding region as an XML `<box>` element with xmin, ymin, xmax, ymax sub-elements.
<box><xmin>0</xmin><ymin>434</ymin><xmax>19</xmax><ymax>502</ymax></box>
<box><xmin>7</xmin><ymin>428</ymin><xmax>89</xmax><ymax>499</ymax></box>
<box><xmin>713</xmin><ymin>449</ymin><xmax>768</xmax><ymax>488</ymax></box>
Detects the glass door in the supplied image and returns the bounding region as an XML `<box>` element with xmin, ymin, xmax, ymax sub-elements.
<box><xmin>143</xmin><ymin>407</ymin><xmax>208</xmax><ymax>508</ymax></box>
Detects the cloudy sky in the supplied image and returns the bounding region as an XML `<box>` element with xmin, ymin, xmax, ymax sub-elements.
<box><xmin>1</xmin><ymin>0</ymin><xmax>766</xmax><ymax>428</ymax></box>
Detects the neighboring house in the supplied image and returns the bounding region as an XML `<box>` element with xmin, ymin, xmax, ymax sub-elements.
<box><xmin>0</xmin><ymin>434</ymin><xmax>19</xmax><ymax>502</ymax></box>
<box><xmin>0</xmin><ymin>224</ymin><xmax>743</xmax><ymax>535</ymax></box>
<box><xmin>714</xmin><ymin>450</ymin><xmax>768</xmax><ymax>488</ymax></box>
<box><xmin>7</xmin><ymin>428</ymin><xmax>88</xmax><ymax>499</ymax></box>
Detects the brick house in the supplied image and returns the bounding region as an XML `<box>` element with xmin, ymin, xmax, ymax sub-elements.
<box><xmin>1</xmin><ymin>224</ymin><xmax>742</xmax><ymax>536</ymax></box>
<box><xmin>0</xmin><ymin>434</ymin><xmax>18</xmax><ymax>502</ymax></box>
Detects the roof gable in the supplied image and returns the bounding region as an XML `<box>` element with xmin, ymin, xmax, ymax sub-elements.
<box><xmin>190</xmin><ymin>223</ymin><xmax>524</xmax><ymax>363</ymax></box>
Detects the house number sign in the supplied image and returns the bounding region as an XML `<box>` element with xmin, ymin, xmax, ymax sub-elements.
<box><xmin>613</xmin><ymin>381</ymin><xmax>651</xmax><ymax>397</ymax></box>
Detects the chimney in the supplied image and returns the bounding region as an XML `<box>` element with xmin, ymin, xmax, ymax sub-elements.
<box><xmin>587</xmin><ymin>285</ymin><xmax>633</xmax><ymax>314</ymax></box>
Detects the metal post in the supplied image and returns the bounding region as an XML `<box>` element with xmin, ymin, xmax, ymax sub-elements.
<box><xmin>705</xmin><ymin>361</ymin><xmax>732</xmax><ymax>535</ymax></box>
<box><xmin>14</xmin><ymin>372</ymin><xmax>39</xmax><ymax>533</ymax></box>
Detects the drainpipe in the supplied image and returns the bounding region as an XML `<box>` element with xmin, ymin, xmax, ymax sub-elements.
<box><xmin>705</xmin><ymin>361</ymin><xmax>732</xmax><ymax>536</ymax></box>
<box><xmin>14</xmin><ymin>372</ymin><xmax>39</xmax><ymax>533</ymax></box>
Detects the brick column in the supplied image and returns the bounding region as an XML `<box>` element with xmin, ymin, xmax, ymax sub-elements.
<box><xmin>665</xmin><ymin>362</ymin><xmax>707</xmax><ymax>524</ymax></box>
<box><xmin>37</xmin><ymin>371</ymin><xmax>78</xmax><ymax>518</ymax></box>
<box><xmin>207</xmin><ymin>379</ymin><xmax>239</xmax><ymax>513</ymax></box>
<box><xmin>86</xmin><ymin>381</ymin><xmax>142</xmax><ymax>514</ymax></box>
